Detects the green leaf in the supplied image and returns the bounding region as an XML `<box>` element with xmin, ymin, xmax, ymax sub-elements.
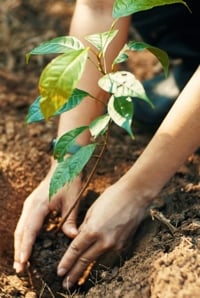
<box><xmin>53</xmin><ymin>126</ymin><xmax>88</xmax><ymax>161</ymax></box>
<box><xmin>98</xmin><ymin>71</ymin><xmax>153</xmax><ymax>106</ymax></box>
<box><xmin>108</xmin><ymin>95</ymin><xmax>134</xmax><ymax>138</ymax></box>
<box><xmin>85</xmin><ymin>30</ymin><xmax>118</xmax><ymax>55</ymax></box>
<box><xmin>49</xmin><ymin>143</ymin><xmax>96</xmax><ymax>198</ymax></box>
<box><xmin>127</xmin><ymin>41</ymin><xmax>169</xmax><ymax>77</ymax></box>
<box><xmin>89</xmin><ymin>114</ymin><xmax>111</xmax><ymax>139</ymax></box>
<box><xmin>39</xmin><ymin>48</ymin><xmax>89</xmax><ymax>119</ymax></box>
<box><xmin>26</xmin><ymin>36</ymin><xmax>84</xmax><ymax>63</ymax></box>
<box><xmin>26</xmin><ymin>96</ymin><xmax>44</xmax><ymax>124</ymax></box>
<box><xmin>26</xmin><ymin>89</ymin><xmax>89</xmax><ymax>124</ymax></box>
<box><xmin>113</xmin><ymin>44</ymin><xmax>129</xmax><ymax>66</ymax></box>
<box><xmin>112</xmin><ymin>0</ymin><xmax>190</xmax><ymax>18</ymax></box>
<box><xmin>56</xmin><ymin>88</ymin><xmax>89</xmax><ymax>115</ymax></box>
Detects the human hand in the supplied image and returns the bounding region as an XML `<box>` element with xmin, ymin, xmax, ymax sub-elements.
<box><xmin>13</xmin><ymin>164</ymin><xmax>82</xmax><ymax>274</ymax></box>
<box><xmin>57</xmin><ymin>182</ymin><xmax>147</xmax><ymax>289</ymax></box>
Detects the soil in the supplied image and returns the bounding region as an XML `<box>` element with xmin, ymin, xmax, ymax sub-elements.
<box><xmin>0</xmin><ymin>1</ymin><xmax>200</xmax><ymax>297</ymax></box>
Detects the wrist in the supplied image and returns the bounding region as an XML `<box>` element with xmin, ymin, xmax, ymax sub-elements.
<box><xmin>116</xmin><ymin>175</ymin><xmax>158</xmax><ymax>209</ymax></box>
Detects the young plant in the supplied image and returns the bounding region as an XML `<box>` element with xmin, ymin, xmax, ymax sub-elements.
<box><xmin>25</xmin><ymin>0</ymin><xmax>189</xmax><ymax>221</ymax></box>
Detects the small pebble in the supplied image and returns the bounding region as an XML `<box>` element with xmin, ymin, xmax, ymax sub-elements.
<box><xmin>43</xmin><ymin>239</ymin><xmax>53</xmax><ymax>248</ymax></box>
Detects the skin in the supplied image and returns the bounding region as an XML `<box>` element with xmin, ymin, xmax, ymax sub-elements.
<box><xmin>14</xmin><ymin>0</ymin><xmax>200</xmax><ymax>289</ymax></box>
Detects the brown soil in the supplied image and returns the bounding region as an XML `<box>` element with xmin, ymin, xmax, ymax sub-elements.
<box><xmin>1</xmin><ymin>1</ymin><xmax>200</xmax><ymax>297</ymax></box>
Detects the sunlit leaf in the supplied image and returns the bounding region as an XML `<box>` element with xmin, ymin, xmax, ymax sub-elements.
<box><xmin>89</xmin><ymin>114</ymin><xmax>110</xmax><ymax>139</ymax></box>
<box><xmin>85</xmin><ymin>30</ymin><xmax>118</xmax><ymax>54</ymax></box>
<box><xmin>113</xmin><ymin>44</ymin><xmax>129</xmax><ymax>66</ymax></box>
<box><xmin>53</xmin><ymin>126</ymin><xmax>88</xmax><ymax>161</ymax></box>
<box><xmin>112</xmin><ymin>0</ymin><xmax>190</xmax><ymax>18</ymax></box>
<box><xmin>39</xmin><ymin>48</ymin><xmax>88</xmax><ymax>119</ymax></box>
<box><xmin>108</xmin><ymin>95</ymin><xmax>134</xmax><ymax>138</ymax></box>
<box><xmin>26</xmin><ymin>36</ymin><xmax>84</xmax><ymax>63</ymax></box>
<box><xmin>26</xmin><ymin>89</ymin><xmax>89</xmax><ymax>124</ymax></box>
<box><xmin>49</xmin><ymin>143</ymin><xmax>96</xmax><ymax>198</ymax></box>
<box><xmin>127</xmin><ymin>41</ymin><xmax>169</xmax><ymax>77</ymax></box>
<box><xmin>98</xmin><ymin>71</ymin><xmax>153</xmax><ymax>106</ymax></box>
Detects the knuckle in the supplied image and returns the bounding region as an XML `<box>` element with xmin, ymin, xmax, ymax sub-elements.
<box><xmin>83</xmin><ymin>227</ymin><xmax>100</xmax><ymax>241</ymax></box>
<box><xmin>70</xmin><ymin>242</ymin><xmax>81</xmax><ymax>255</ymax></box>
<box><xmin>79</xmin><ymin>256</ymin><xmax>92</xmax><ymax>265</ymax></box>
<box><xmin>87</xmin><ymin>230</ymin><xmax>99</xmax><ymax>240</ymax></box>
<box><xmin>100</xmin><ymin>237</ymin><xmax>115</xmax><ymax>251</ymax></box>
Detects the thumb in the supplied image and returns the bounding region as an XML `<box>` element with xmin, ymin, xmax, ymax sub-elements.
<box><xmin>61</xmin><ymin>204</ymin><xmax>79</xmax><ymax>238</ymax></box>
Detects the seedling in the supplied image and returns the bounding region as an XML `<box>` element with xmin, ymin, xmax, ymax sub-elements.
<box><xmin>25</xmin><ymin>0</ymin><xmax>188</xmax><ymax>218</ymax></box>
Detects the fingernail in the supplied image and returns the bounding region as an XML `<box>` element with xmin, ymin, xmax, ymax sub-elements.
<box><xmin>57</xmin><ymin>267</ymin><xmax>66</xmax><ymax>276</ymax></box>
<box><xmin>13</xmin><ymin>262</ymin><xmax>22</xmax><ymax>273</ymax></box>
<box><xmin>70</xmin><ymin>227</ymin><xmax>78</xmax><ymax>237</ymax></box>
<box><xmin>63</xmin><ymin>276</ymin><xmax>73</xmax><ymax>289</ymax></box>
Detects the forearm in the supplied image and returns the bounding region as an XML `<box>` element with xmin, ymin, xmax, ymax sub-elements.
<box><xmin>121</xmin><ymin>66</ymin><xmax>200</xmax><ymax>206</ymax></box>
<box><xmin>57</xmin><ymin>0</ymin><xmax>130</xmax><ymax>143</ymax></box>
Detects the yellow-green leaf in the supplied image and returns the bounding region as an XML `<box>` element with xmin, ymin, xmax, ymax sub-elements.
<box><xmin>39</xmin><ymin>48</ymin><xmax>88</xmax><ymax>119</ymax></box>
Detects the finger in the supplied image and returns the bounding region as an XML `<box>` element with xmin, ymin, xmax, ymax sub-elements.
<box><xmin>14</xmin><ymin>219</ymin><xmax>26</xmax><ymax>273</ymax></box>
<box><xmin>14</xmin><ymin>203</ymin><xmax>32</xmax><ymax>270</ymax></box>
<box><xmin>62</xmin><ymin>210</ymin><xmax>79</xmax><ymax>238</ymax></box>
<box><xmin>62</xmin><ymin>241</ymin><xmax>108</xmax><ymax>288</ymax></box>
<box><xmin>14</xmin><ymin>203</ymin><xmax>48</xmax><ymax>272</ymax></box>
<box><xmin>61</xmin><ymin>199</ymin><xmax>79</xmax><ymax>239</ymax></box>
<box><xmin>60</xmin><ymin>177</ymin><xmax>82</xmax><ymax>238</ymax></box>
<box><xmin>20</xmin><ymin>215</ymin><xmax>45</xmax><ymax>262</ymax></box>
<box><xmin>57</xmin><ymin>230</ymin><xmax>96</xmax><ymax>277</ymax></box>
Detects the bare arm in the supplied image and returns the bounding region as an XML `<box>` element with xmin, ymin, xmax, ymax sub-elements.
<box><xmin>121</xmin><ymin>65</ymin><xmax>200</xmax><ymax>204</ymax></box>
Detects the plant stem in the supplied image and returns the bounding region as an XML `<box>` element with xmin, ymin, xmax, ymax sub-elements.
<box><xmin>56</xmin><ymin>121</ymin><xmax>111</xmax><ymax>231</ymax></box>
